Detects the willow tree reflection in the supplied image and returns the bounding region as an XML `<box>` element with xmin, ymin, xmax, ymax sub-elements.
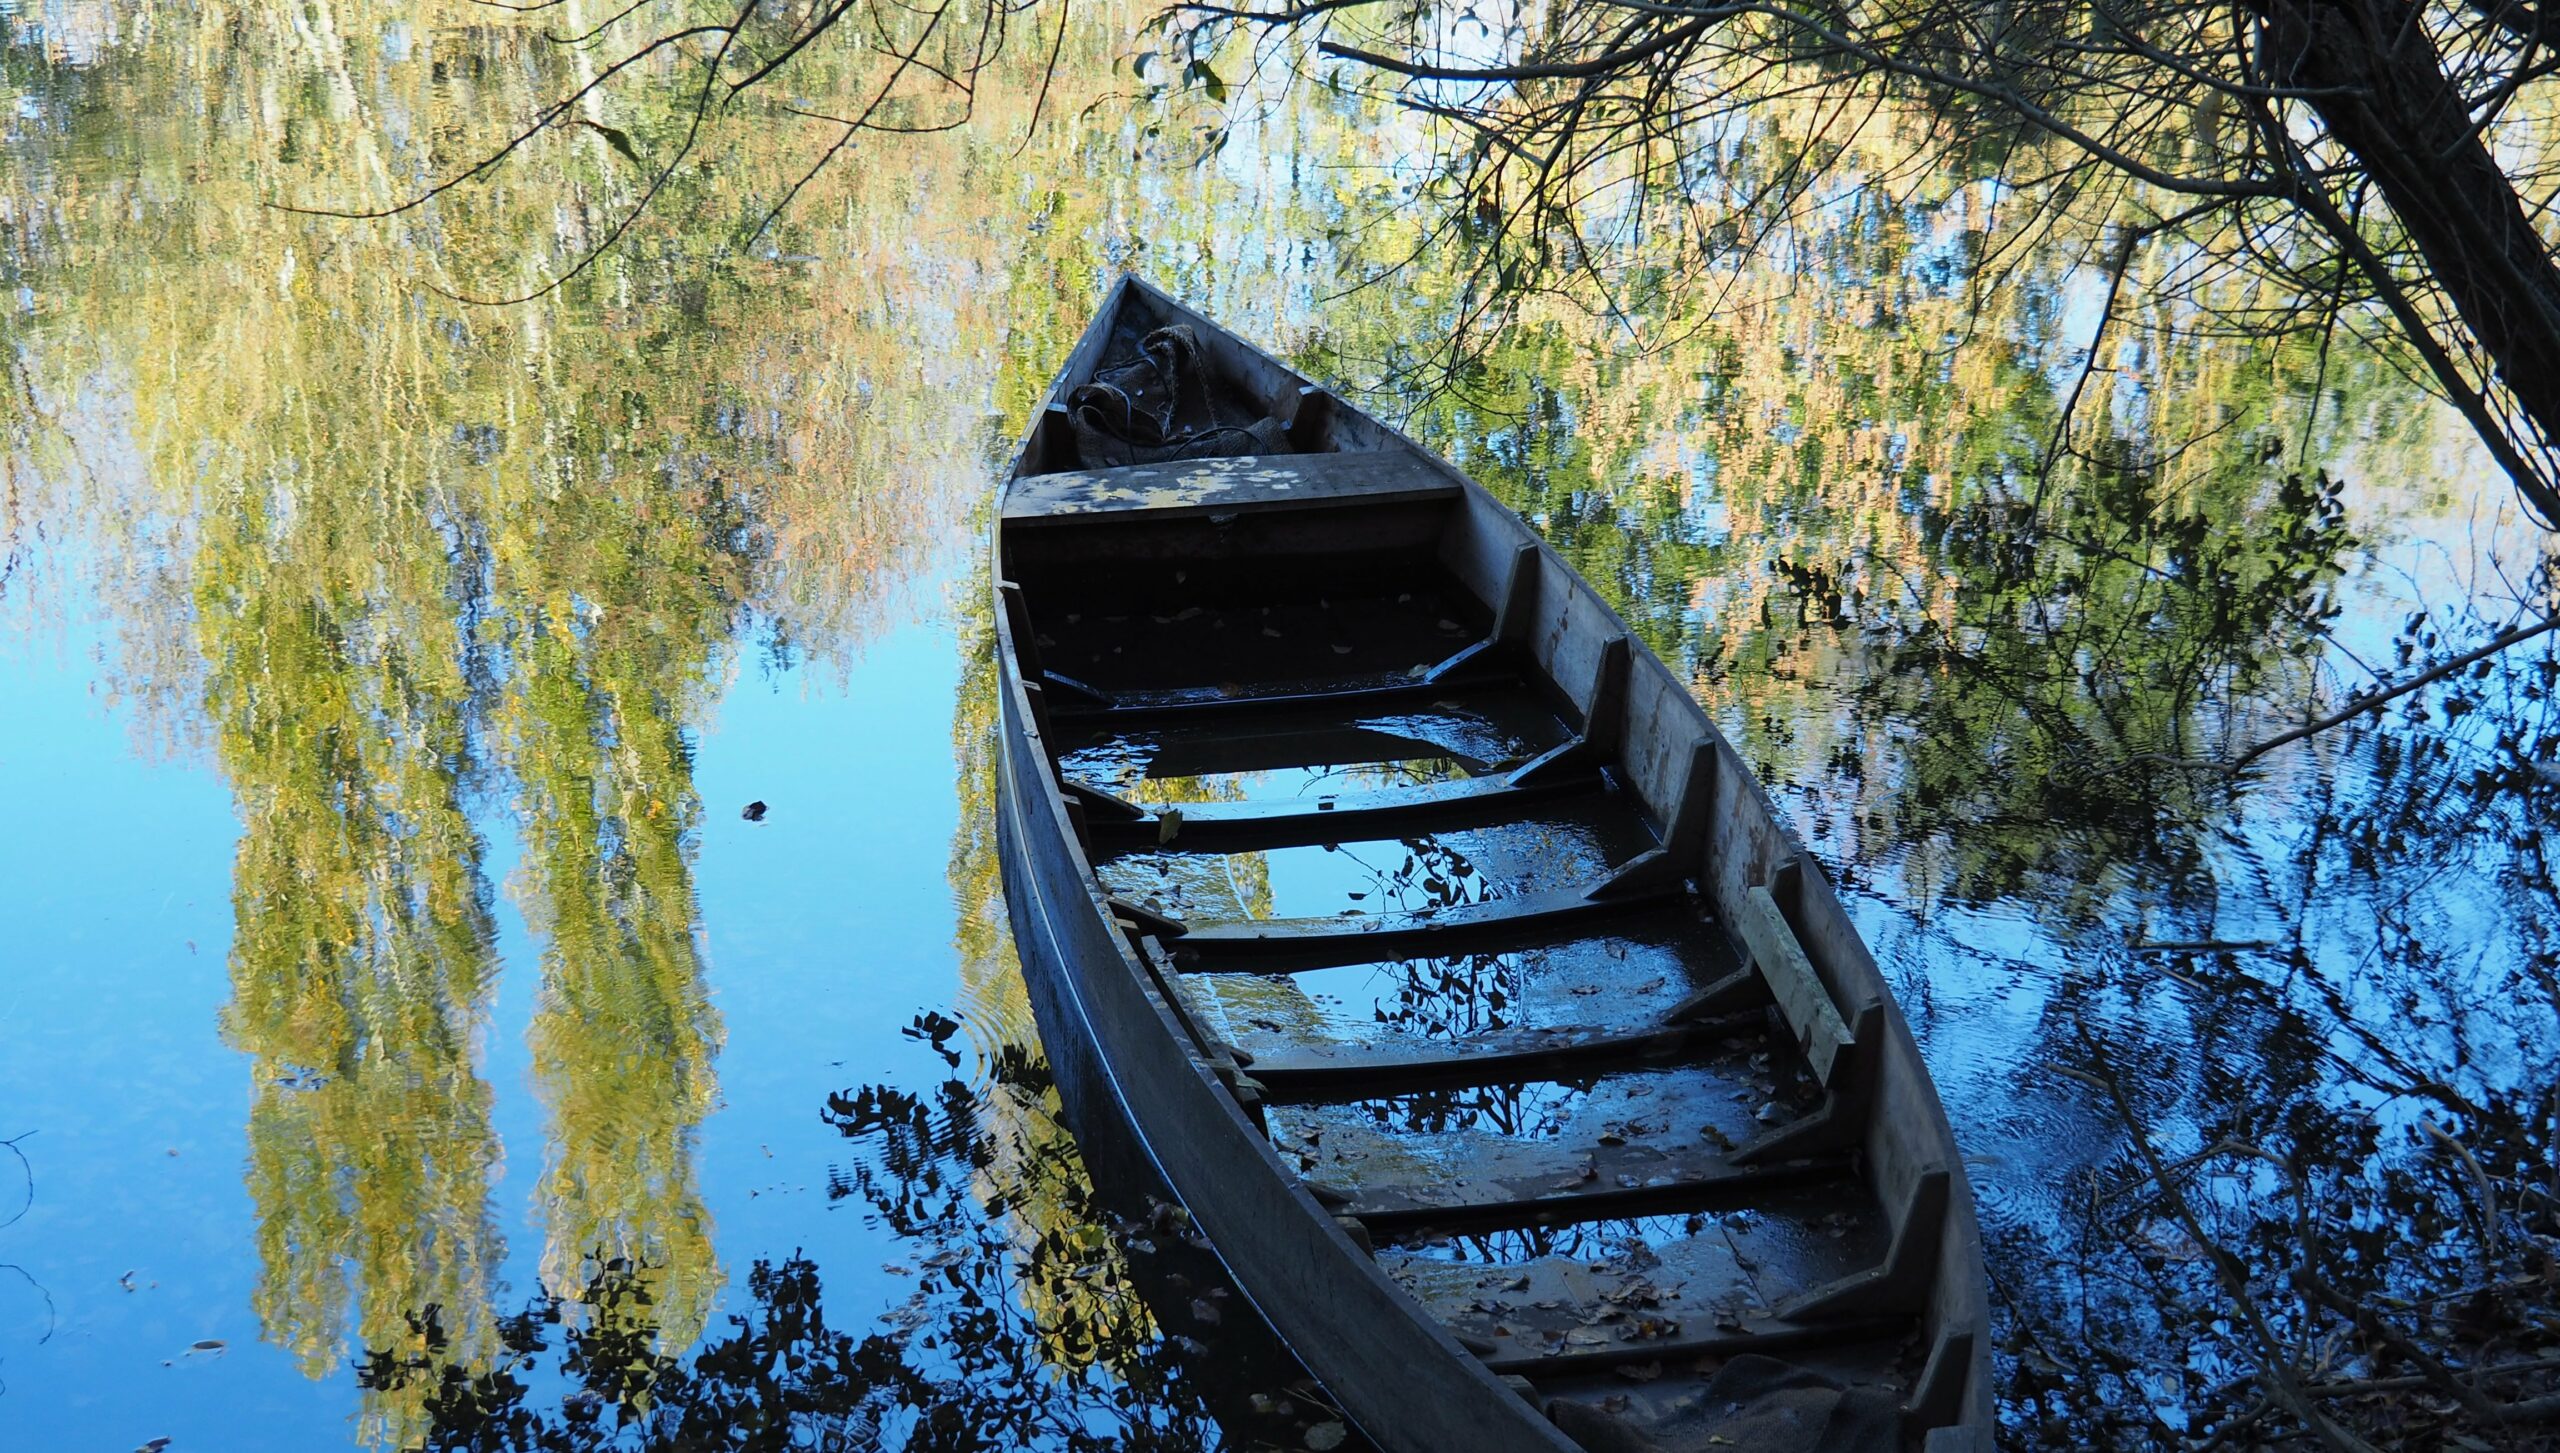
<box><xmin>499</xmin><ymin>428</ymin><xmax>743</xmax><ymax>1364</ymax></box>
<box><xmin>206</xmin><ymin>441</ymin><xmax>508</xmax><ymax>1444</ymax></box>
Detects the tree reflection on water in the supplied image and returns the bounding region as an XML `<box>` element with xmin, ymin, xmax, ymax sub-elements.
<box><xmin>373</xmin><ymin>1039</ymin><xmax>1357</xmax><ymax>1453</ymax></box>
<box><xmin>4</xmin><ymin>0</ymin><xmax>2558</xmax><ymax>1444</ymax></box>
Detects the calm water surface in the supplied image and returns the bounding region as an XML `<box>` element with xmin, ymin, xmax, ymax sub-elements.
<box><xmin>5</xmin><ymin>2</ymin><xmax>2556</xmax><ymax>1448</ymax></box>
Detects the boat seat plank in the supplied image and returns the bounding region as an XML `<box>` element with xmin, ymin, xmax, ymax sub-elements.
<box><xmin>1245</xmin><ymin>1020</ymin><xmax>1753</xmax><ymax>1099</ymax></box>
<box><xmin>1002</xmin><ymin>450</ymin><xmax>1461</xmax><ymax>526</ymax></box>
<box><xmin>1478</xmin><ymin>1317</ymin><xmax>1910</xmax><ymax>1378</ymax></box>
<box><xmin>1054</xmin><ymin>682</ymin><xmax>1573</xmax><ymax>791</ymax></box>
<box><xmin>1345</xmin><ymin>1151</ymin><xmax>1853</xmax><ymax>1235</ymax></box>
<box><xmin>1080</xmin><ymin>770</ymin><xmax>1608</xmax><ymax>854</ymax></box>
<box><xmin>1046</xmin><ymin>654</ymin><xmax>1519</xmax><ymax>723</ymax></box>
<box><xmin>1170</xmin><ymin>882</ymin><xmax>1686</xmax><ymax>972</ymax></box>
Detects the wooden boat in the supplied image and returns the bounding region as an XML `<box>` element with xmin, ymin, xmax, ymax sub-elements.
<box><xmin>991</xmin><ymin>276</ymin><xmax>1993</xmax><ymax>1453</ymax></box>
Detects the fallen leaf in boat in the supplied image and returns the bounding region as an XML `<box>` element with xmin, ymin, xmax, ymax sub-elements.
<box><xmin>1565</xmin><ymin>1327</ymin><xmax>1612</xmax><ymax>1346</ymax></box>
<box><xmin>1332</xmin><ymin>644</ymin><xmax>1354</xmax><ymax>654</ymax></box>
<box><xmin>1597</xmin><ymin>1133</ymin><xmax>1626</xmax><ymax>1146</ymax></box>
<box><xmin>1606</xmin><ymin>1279</ymin><xmax>1662</xmax><ymax>1307</ymax></box>
<box><xmin>1614</xmin><ymin>1361</ymin><xmax>1663</xmax><ymax>1382</ymax></box>
<box><xmin>1436</xmin><ymin>619</ymin><xmax>1462</xmax><ymax>631</ymax></box>
<box><xmin>1304</xmin><ymin>1421</ymin><xmax>1348</xmax><ymax>1450</ymax></box>
<box><xmin>1263</xmin><ymin>627</ymin><xmax>1285</xmax><ymax>638</ymax></box>
<box><xmin>1191</xmin><ymin>1297</ymin><xmax>1223</xmax><ymax>1325</ymax></box>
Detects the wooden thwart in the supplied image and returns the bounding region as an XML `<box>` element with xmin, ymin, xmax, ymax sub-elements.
<box><xmin>1172</xmin><ymin>882</ymin><xmax>1683</xmax><ymax>973</ymax></box>
<box><xmin>1002</xmin><ymin>450</ymin><xmax>1461</xmax><ymax>526</ymax></box>
<box><xmin>1046</xmin><ymin>650</ymin><xmax>1517</xmax><ymax>724</ymax></box>
<box><xmin>1079</xmin><ymin>770</ymin><xmax>1604</xmax><ymax>854</ymax></box>
<box><xmin>1245</xmin><ymin>1021</ymin><xmax>1749</xmax><ymax>1100</ymax></box>
<box><xmin>1349</xmin><ymin>1152</ymin><xmax>1853</xmax><ymax>1236</ymax></box>
<box><xmin>1477</xmin><ymin>1315</ymin><xmax>1909</xmax><ymax>1377</ymax></box>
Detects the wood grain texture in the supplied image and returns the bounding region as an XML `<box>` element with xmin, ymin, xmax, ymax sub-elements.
<box><xmin>1003</xmin><ymin>449</ymin><xmax>1459</xmax><ymax>526</ymax></box>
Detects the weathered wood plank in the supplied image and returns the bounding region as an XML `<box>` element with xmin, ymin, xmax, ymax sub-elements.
<box><xmin>1736</xmin><ymin>884</ymin><xmax>1857</xmax><ymax>1084</ymax></box>
<box><xmin>1003</xmin><ymin>450</ymin><xmax>1461</xmax><ymax>526</ymax></box>
<box><xmin>1172</xmin><ymin>883</ymin><xmax>1684</xmax><ymax>973</ymax></box>
<box><xmin>1478</xmin><ymin>1315</ymin><xmax>1908</xmax><ymax>1377</ymax></box>
<box><xmin>1246</xmin><ymin>1021</ymin><xmax>1743</xmax><ymax>1099</ymax></box>
<box><xmin>1349</xmin><ymin>1152</ymin><xmax>1853</xmax><ymax>1235</ymax></box>
<box><xmin>1047</xmin><ymin>653</ymin><xmax>1519</xmax><ymax>725</ymax></box>
<box><xmin>1079</xmin><ymin>770</ymin><xmax>1603</xmax><ymax>854</ymax></box>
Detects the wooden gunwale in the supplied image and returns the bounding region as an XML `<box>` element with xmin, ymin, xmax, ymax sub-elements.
<box><xmin>993</xmin><ymin>274</ymin><xmax>1995</xmax><ymax>1453</ymax></box>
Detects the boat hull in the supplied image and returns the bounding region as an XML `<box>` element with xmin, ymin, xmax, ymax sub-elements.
<box><xmin>990</xmin><ymin>274</ymin><xmax>1995</xmax><ymax>1453</ymax></box>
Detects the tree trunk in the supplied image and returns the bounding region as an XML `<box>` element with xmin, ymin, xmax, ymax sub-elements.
<box><xmin>2257</xmin><ymin>0</ymin><xmax>2560</xmax><ymax>505</ymax></box>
